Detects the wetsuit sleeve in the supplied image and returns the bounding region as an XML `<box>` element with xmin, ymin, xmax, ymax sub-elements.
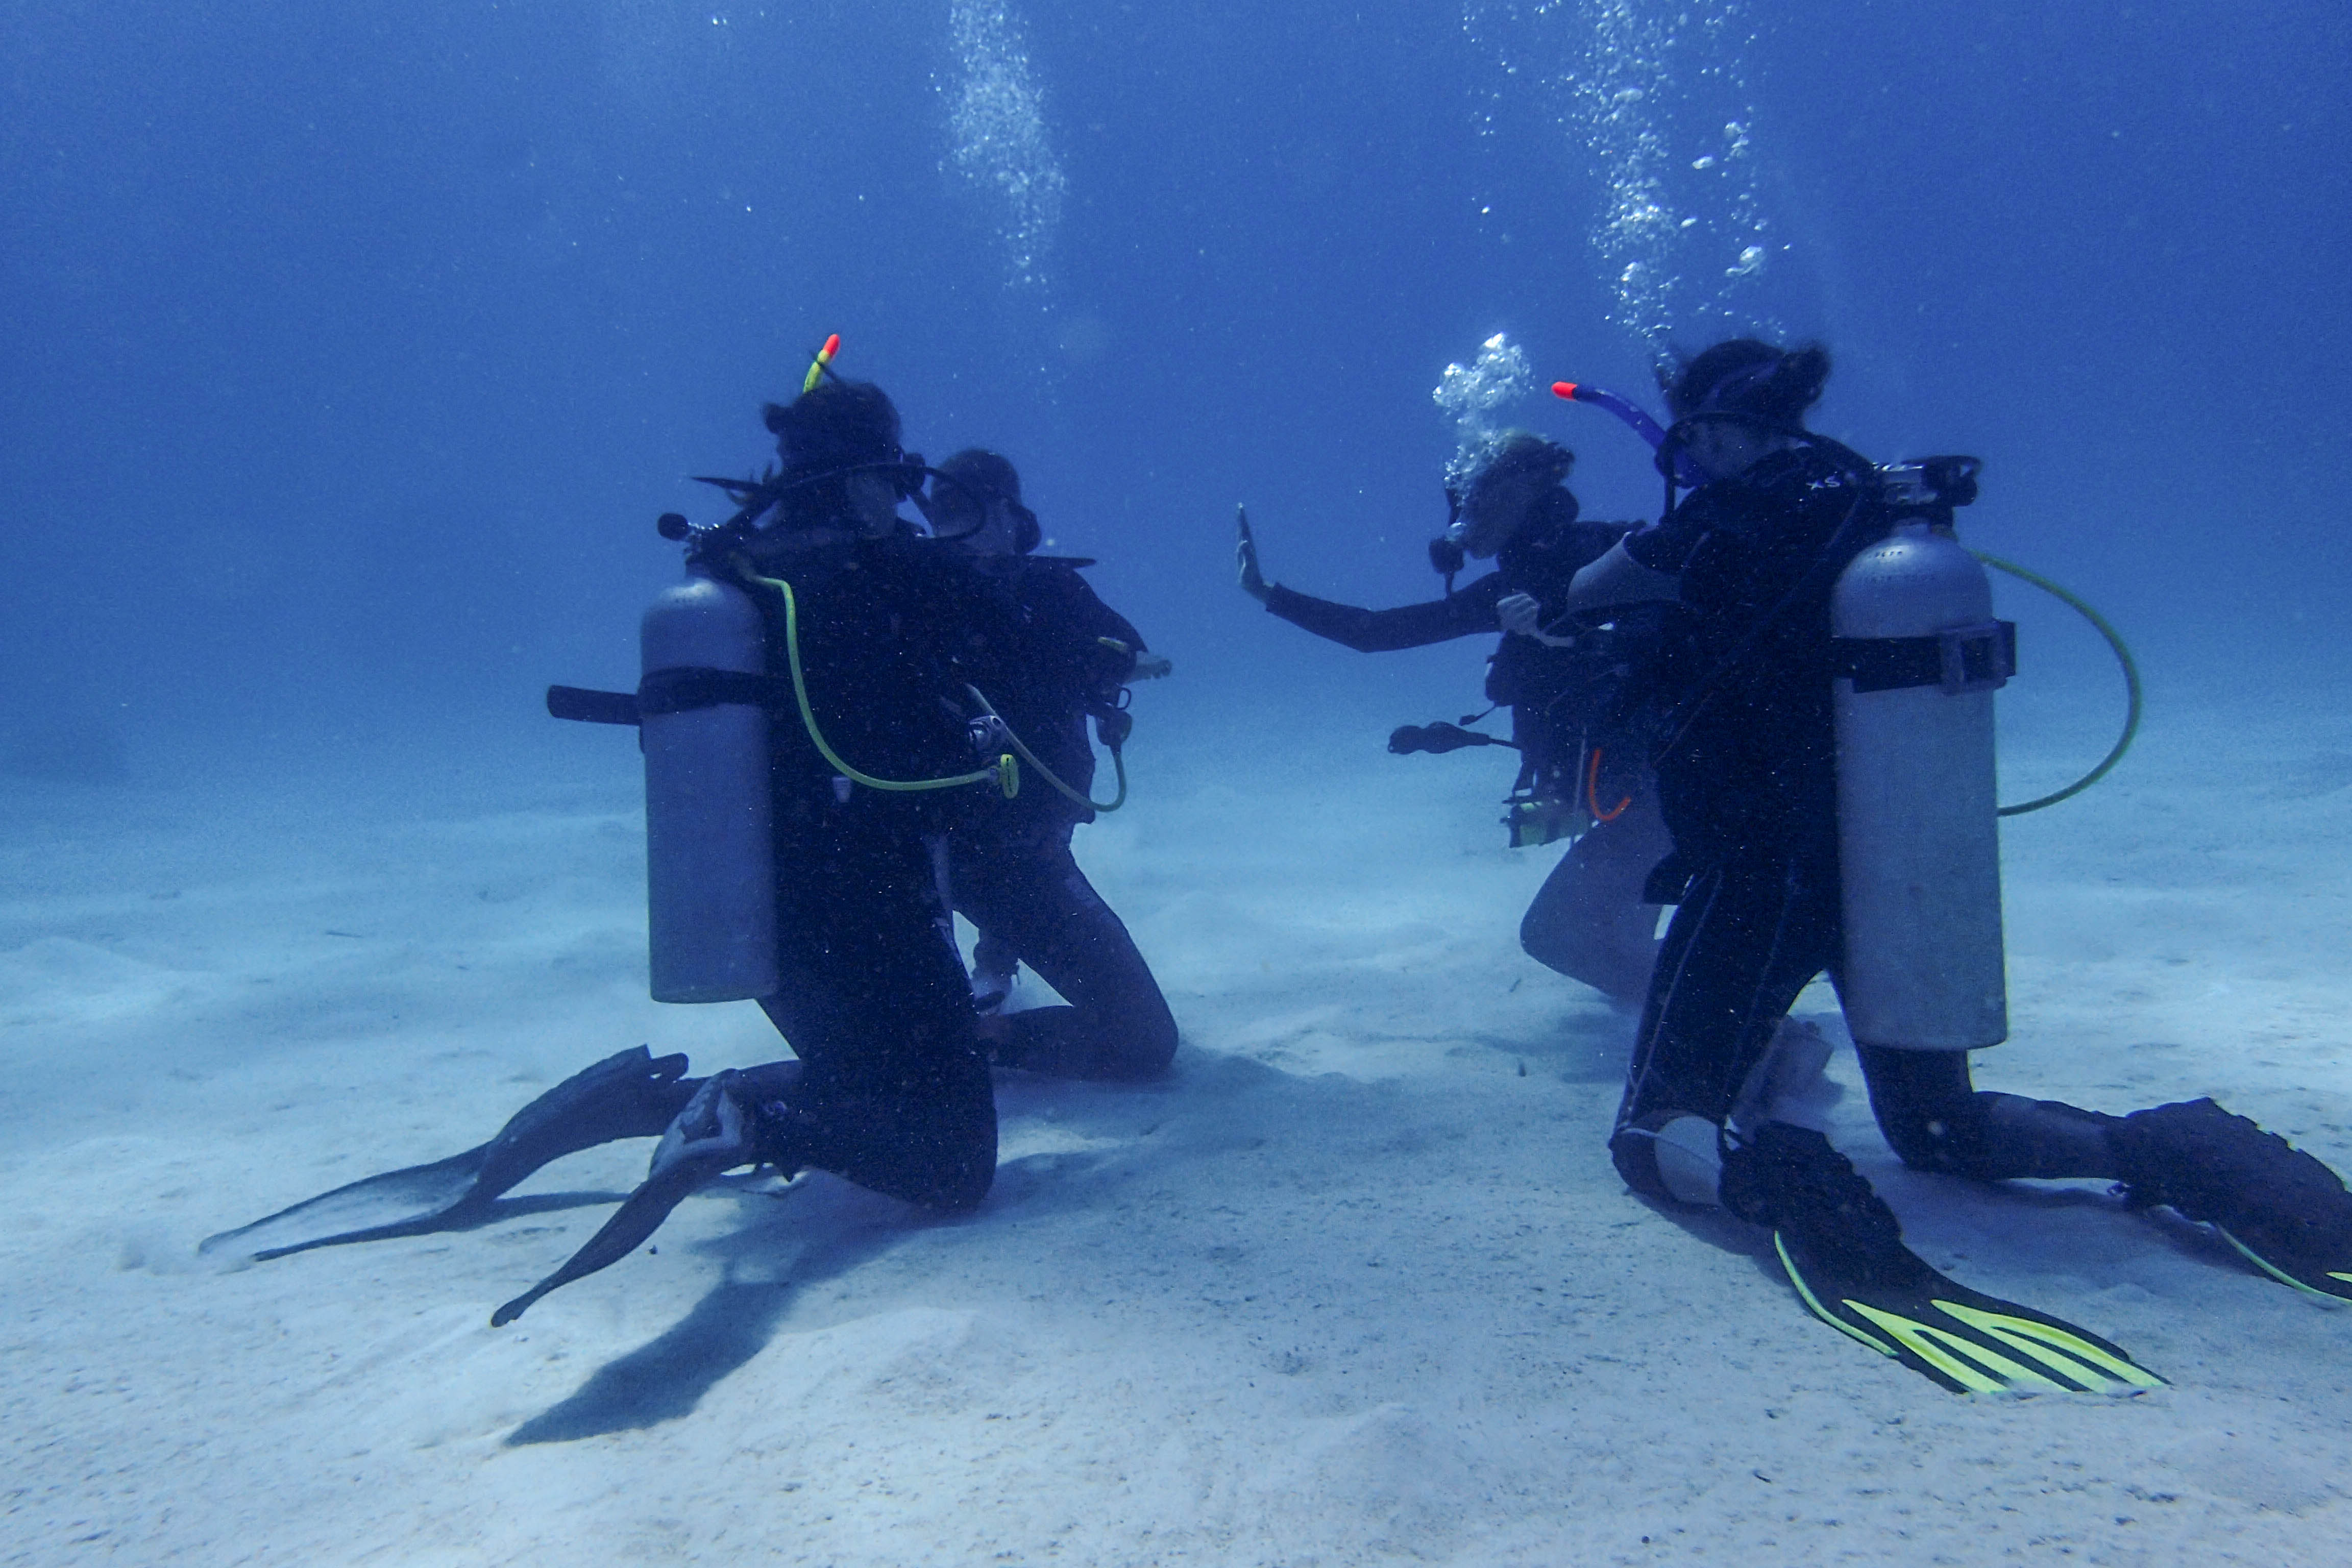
<box><xmin>1025</xmin><ymin>566</ymin><xmax>1147</xmax><ymax>688</ymax></box>
<box><xmin>1622</xmin><ymin>507</ymin><xmax>1707</xmax><ymax>574</ymax></box>
<box><xmin>1262</xmin><ymin>573</ymin><xmax>1506</xmax><ymax>652</ymax></box>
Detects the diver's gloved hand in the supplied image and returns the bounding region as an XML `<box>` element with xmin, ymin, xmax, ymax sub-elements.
<box><xmin>648</xmin><ymin>1071</ymin><xmax>763</xmax><ymax>1186</ymax></box>
<box><xmin>1235</xmin><ymin>506</ymin><xmax>1271</xmax><ymax>603</ymax></box>
<box><xmin>1497</xmin><ymin>592</ymin><xmax>1577</xmax><ymax>648</ymax></box>
<box><xmin>1131</xmin><ymin>651</ymin><xmax>1174</xmax><ymax>680</ymax></box>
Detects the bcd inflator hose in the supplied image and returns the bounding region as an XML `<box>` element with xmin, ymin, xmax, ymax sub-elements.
<box><xmin>747</xmin><ymin>570</ymin><xmax>1015</xmax><ymax>797</ymax></box>
<box><xmin>964</xmin><ymin>685</ymin><xmax>1129</xmax><ymax>814</ymax></box>
<box><xmin>1972</xmin><ymin>552</ymin><xmax>2141</xmax><ymax>816</ymax></box>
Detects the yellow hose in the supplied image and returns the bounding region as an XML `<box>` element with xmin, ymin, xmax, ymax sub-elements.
<box><xmin>746</xmin><ymin>571</ymin><xmax>1013</xmax><ymax>796</ymax></box>
<box><xmin>1972</xmin><ymin>552</ymin><xmax>2142</xmax><ymax>816</ymax></box>
<box><xmin>963</xmin><ymin>685</ymin><xmax>1129</xmax><ymax>813</ymax></box>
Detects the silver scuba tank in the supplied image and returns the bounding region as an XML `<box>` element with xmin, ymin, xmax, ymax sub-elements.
<box><xmin>1831</xmin><ymin>521</ymin><xmax>2011</xmax><ymax>1050</ymax></box>
<box><xmin>641</xmin><ymin>568</ymin><xmax>779</xmax><ymax>1003</ymax></box>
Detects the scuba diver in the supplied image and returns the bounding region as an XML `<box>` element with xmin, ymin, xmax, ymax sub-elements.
<box><xmin>1563</xmin><ymin>336</ymin><xmax>2352</xmax><ymax>1392</ymax></box>
<box><xmin>1236</xmin><ymin>430</ymin><xmax>1673</xmax><ymax>1004</ymax></box>
<box><xmin>206</xmin><ymin>373</ymin><xmax>1024</xmax><ymax>1325</ymax></box>
<box><xmin>921</xmin><ymin>448</ymin><xmax>1180</xmax><ymax>1081</ymax></box>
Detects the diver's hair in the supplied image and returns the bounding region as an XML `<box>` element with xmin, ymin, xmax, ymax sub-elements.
<box><xmin>1661</xmin><ymin>339</ymin><xmax>1830</xmax><ymax>424</ymax></box>
<box><xmin>1467</xmin><ymin>429</ymin><xmax>1574</xmax><ymax>489</ymax></box>
<box><xmin>763</xmin><ymin>378</ymin><xmax>903</xmax><ymax>474</ymax></box>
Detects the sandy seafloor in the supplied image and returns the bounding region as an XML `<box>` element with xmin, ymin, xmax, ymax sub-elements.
<box><xmin>7</xmin><ymin>665</ymin><xmax>2352</xmax><ymax>1567</ymax></box>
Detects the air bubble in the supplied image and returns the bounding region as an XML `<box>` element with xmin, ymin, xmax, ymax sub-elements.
<box><xmin>944</xmin><ymin>3</ymin><xmax>1066</xmax><ymax>292</ymax></box>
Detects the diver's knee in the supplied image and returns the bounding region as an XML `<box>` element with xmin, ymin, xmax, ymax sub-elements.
<box><xmin>1876</xmin><ymin>1101</ymin><xmax>1975</xmax><ymax>1174</ymax></box>
<box><xmin>1102</xmin><ymin>1021</ymin><xmax>1179</xmax><ymax>1082</ymax></box>
<box><xmin>1610</xmin><ymin>1113</ymin><xmax>1726</xmax><ymax>1206</ymax></box>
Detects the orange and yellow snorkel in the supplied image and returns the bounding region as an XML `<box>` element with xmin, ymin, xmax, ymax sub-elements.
<box><xmin>801</xmin><ymin>333</ymin><xmax>842</xmax><ymax>394</ymax></box>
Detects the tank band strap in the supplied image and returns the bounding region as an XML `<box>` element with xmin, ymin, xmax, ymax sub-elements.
<box><xmin>545</xmin><ymin>684</ymin><xmax>640</xmax><ymax>725</ymax></box>
<box><xmin>1832</xmin><ymin>620</ymin><xmax>2015</xmax><ymax>695</ymax></box>
<box><xmin>544</xmin><ymin>668</ymin><xmax>799</xmax><ymax>726</ymax></box>
<box><xmin>638</xmin><ymin>666</ymin><xmax>792</xmax><ymax>716</ymax></box>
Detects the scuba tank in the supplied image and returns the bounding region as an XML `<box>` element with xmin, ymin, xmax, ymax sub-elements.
<box><xmin>1830</xmin><ymin>461</ymin><xmax>2012</xmax><ymax>1049</ymax></box>
<box><xmin>640</xmin><ymin>566</ymin><xmax>779</xmax><ymax>1003</ymax></box>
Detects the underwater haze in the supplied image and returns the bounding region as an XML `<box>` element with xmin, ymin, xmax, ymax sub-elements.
<box><xmin>7</xmin><ymin>2</ymin><xmax>2352</xmax><ymax>1563</ymax></box>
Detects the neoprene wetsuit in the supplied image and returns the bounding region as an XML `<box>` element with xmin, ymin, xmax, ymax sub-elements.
<box><xmin>1610</xmin><ymin>444</ymin><xmax>2118</xmax><ymax>1193</ymax></box>
<box><xmin>952</xmin><ymin>555</ymin><xmax>1178</xmax><ymax>1081</ymax></box>
<box><xmin>734</xmin><ymin>530</ymin><xmax>1018</xmax><ymax>1210</ymax></box>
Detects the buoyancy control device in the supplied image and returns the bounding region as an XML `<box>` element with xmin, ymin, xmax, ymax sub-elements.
<box><xmin>1829</xmin><ymin>460</ymin><xmax>2013</xmax><ymax>1049</ymax></box>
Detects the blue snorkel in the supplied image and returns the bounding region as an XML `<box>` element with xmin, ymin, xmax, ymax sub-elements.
<box><xmin>1550</xmin><ymin>380</ymin><xmax>1711</xmax><ymax>489</ymax></box>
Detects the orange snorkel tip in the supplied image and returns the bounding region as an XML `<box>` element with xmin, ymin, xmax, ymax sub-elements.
<box><xmin>802</xmin><ymin>333</ymin><xmax>842</xmax><ymax>394</ymax></box>
<box><xmin>1552</xmin><ymin>381</ymin><xmax>1580</xmax><ymax>400</ymax></box>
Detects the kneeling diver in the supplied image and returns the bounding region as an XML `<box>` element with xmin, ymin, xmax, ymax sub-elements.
<box><xmin>208</xmin><ymin>368</ymin><xmax>1024</xmax><ymax>1324</ymax></box>
<box><xmin>923</xmin><ymin>448</ymin><xmax>1180</xmax><ymax>1082</ymax></box>
<box><xmin>1566</xmin><ymin>337</ymin><xmax>2352</xmax><ymax>1393</ymax></box>
<box><xmin>1237</xmin><ymin>431</ymin><xmax>1672</xmax><ymax>1003</ymax></box>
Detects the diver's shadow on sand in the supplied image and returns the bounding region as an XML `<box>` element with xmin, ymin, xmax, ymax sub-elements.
<box><xmin>503</xmin><ymin>1193</ymin><xmax>906</xmax><ymax>1446</ymax></box>
<box><xmin>504</xmin><ymin>1277</ymin><xmax>793</xmax><ymax>1444</ymax></box>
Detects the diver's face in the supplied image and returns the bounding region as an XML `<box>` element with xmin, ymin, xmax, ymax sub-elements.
<box><xmin>1680</xmin><ymin>420</ymin><xmax>1781</xmax><ymax>482</ymax></box>
<box><xmin>1457</xmin><ymin>469</ymin><xmax>1545</xmax><ymax>558</ymax></box>
<box><xmin>958</xmin><ymin>499</ymin><xmax>1022</xmax><ymax>558</ymax></box>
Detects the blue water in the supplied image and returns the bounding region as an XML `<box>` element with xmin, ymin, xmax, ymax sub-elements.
<box><xmin>6</xmin><ymin>0</ymin><xmax>2346</xmax><ymax>776</ymax></box>
<box><xmin>6</xmin><ymin>3</ymin><xmax>2352</xmax><ymax>1554</ymax></box>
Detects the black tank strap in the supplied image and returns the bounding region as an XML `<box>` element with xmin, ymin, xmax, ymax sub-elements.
<box><xmin>638</xmin><ymin>666</ymin><xmax>792</xmax><ymax>716</ymax></box>
<box><xmin>546</xmin><ymin>685</ymin><xmax>639</xmax><ymax>725</ymax></box>
<box><xmin>1832</xmin><ymin>621</ymin><xmax>2015</xmax><ymax>695</ymax></box>
<box><xmin>546</xmin><ymin>666</ymin><xmax>796</xmax><ymax>726</ymax></box>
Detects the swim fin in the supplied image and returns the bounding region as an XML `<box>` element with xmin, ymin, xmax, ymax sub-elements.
<box><xmin>2113</xmin><ymin>1097</ymin><xmax>2352</xmax><ymax>1303</ymax></box>
<box><xmin>492</xmin><ymin>1067</ymin><xmax>792</xmax><ymax>1326</ymax></box>
<box><xmin>1730</xmin><ymin>1121</ymin><xmax>2164</xmax><ymax>1394</ymax></box>
<box><xmin>201</xmin><ymin>1047</ymin><xmax>695</xmax><ymax>1261</ymax></box>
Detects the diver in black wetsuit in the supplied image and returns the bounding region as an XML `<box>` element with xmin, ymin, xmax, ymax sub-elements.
<box><xmin>923</xmin><ymin>448</ymin><xmax>1180</xmax><ymax>1081</ymax></box>
<box><xmin>1568</xmin><ymin>338</ymin><xmax>2352</xmax><ymax>1391</ymax></box>
<box><xmin>1237</xmin><ymin>430</ymin><xmax>1672</xmax><ymax>1003</ymax></box>
<box><xmin>206</xmin><ymin>378</ymin><xmax>1017</xmax><ymax>1318</ymax></box>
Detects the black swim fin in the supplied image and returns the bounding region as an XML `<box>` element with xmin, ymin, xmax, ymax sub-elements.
<box><xmin>201</xmin><ymin>1047</ymin><xmax>695</xmax><ymax>1261</ymax></box>
<box><xmin>491</xmin><ymin>1156</ymin><xmax>711</xmax><ymax>1326</ymax></box>
<box><xmin>491</xmin><ymin>1066</ymin><xmax>794</xmax><ymax>1325</ymax></box>
<box><xmin>2113</xmin><ymin>1097</ymin><xmax>2352</xmax><ymax>1302</ymax></box>
<box><xmin>1731</xmin><ymin>1122</ymin><xmax>2164</xmax><ymax>1394</ymax></box>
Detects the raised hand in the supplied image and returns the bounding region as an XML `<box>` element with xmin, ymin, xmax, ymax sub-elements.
<box><xmin>1236</xmin><ymin>505</ymin><xmax>1270</xmax><ymax>603</ymax></box>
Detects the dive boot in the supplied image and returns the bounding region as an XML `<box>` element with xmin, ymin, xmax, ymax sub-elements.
<box><xmin>1727</xmin><ymin>1121</ymin><xmax>2164</xmax><ymax>1395</ymax></box>
<box><xmin>202</xmin><ymin>1046</ymin><xmax>696</xmax><ymax>1260</ymax></box>
<box><xmin>2111</xmin><ymin>1097</ymin><xmax>2352</xmax><ymax>1302</ymax></box>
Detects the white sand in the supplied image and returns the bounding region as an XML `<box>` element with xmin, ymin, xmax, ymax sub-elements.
<box><xmin>7</xmin><ymin>679</ymin><xmax>2352</xmax><ymax>1566</ymax></box>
